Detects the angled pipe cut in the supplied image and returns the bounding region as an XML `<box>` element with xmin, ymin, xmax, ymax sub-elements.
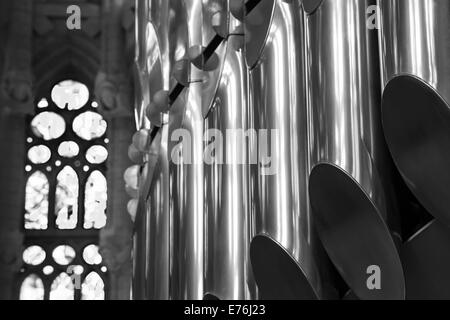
<box><xmin>246</xmin><ymin>0</ymin><xmax>338</xmax><ymax>300</ymax></box>
<box><xmin>379</xmin><ymin>0</ymin><xmax>450</xmax><ymax>226</ymax></box>
<box><xmin>306</xmin><ymin>0</ymin><xmax>405</xmax><ymax>300</ymax></box>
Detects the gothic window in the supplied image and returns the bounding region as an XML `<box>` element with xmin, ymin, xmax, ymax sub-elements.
<box><xmin>19</xmin><ymin>80</ymin><xmax>108</xmax><ymax>300</ymax></box>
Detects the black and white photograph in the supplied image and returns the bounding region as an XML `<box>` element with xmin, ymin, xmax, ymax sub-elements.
<box><xmin>0</xmin><ymin>0</ymin><xmax>448</xmax><ymax>309</ymax></box>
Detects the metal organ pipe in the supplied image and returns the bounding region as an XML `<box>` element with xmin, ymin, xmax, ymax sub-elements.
<box><xmin>204</xmin><ymin>33</ymin><xmax>257</xmax><ymax>300</ymax></box>
<box><xmin>141</xmin><ymin>0</ymin><xmax>178</xmax><ymax>301</ymax></box>
<box><xmin>133</xmin><ymin>0</ymin><xmax>177</xmax><ymax>300</ymax></box>
<box><xmin>246</xmin><ymin>0</ymin><xmax>336</xmax><ymax>300</ymax></box>
<box><xmin>306</xmin><ymin>0</ymin><xmax>405</xmax><ymax>299</ymax></box>
<box><xmin>167</xmin><ymin>0</ymin><xmax>205</xmax><ymax>300</ymax></box>
<box><xmin>379</xmin><ymin>0</ymin><xmax>450</xmax><ymax>226</ymax></box>
<box><xmin>128</xmin><ymin>0</ymin><xmax>450</xmax><ymax>301</ymax></box>
<box><xmin>131</xmin><ymin>0</ymin><xmax>153</xmax><ymax>299</ymax></box>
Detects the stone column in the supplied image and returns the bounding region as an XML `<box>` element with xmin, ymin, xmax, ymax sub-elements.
<box><xmin>96</xmin><ymin>0</ymin><xmax>136</xmax><ymax>300</ymax></box>
<box><xmin>0</xmin><ymin>0</ymin><xmax>33</xmax><ymax>300</ymax></box>
<box><xmin>0</xmin><ymin>108</ymin><xmax>28</xmax><ymax>300</ymax></box>
<box><xmin>99</xmin><ymin>115</ymin><xmax>135</xmax><ymax>300</ymax></box>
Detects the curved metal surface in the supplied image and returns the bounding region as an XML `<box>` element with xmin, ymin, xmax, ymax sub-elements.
<box><xmin>204</xmin><ymin>35</ymin><xmax>257</xmax><ymax>300</ymax></box>
<box><xmin>132</xmin><ymin>129</ymin><xmax>161</xmax><ymax>300</ymax></box>
<box><xmin>134</xmin><ymin>0</ymin><xmax>168</xmax><ymax>128</ymax></box>
<box><xmin>201</xmin><ymin>0</ymin><xmax>228</xmax><ymax>117</ymax></box>
<box><xmin>168</xmin><ymin>83</ymin><xmax>204</xmax><ymax>300</ymax></box>
<box><xmin>379</xmin><ymin>0</ymin><xmax>450</xmax><ymax>226</ymax></box>
<box><xmin>302</xmin><ymin>0</ymin><xmax>324</xmax><ymax>14</ymax></box>
<box><xmin>132</xmin><ymin>1</ymin><xmax>154</xmax><ymax>293</ymax></box>
<box><xmin>246</xmin><ymin>0</ymin><xmax>336</xmax><ymax>300</ymax></box>
<box><xmin>145</xmin><ymin>125</ymin><xmax>170</xmax><ymax>300</ymax></box>
<box><xmin>401</xmin><ymin>220</ymin><xmax>450</xmax><ymax>299</ymax></box>
<box><xmin>306</xmin><ymin>0</ymin><xmax>404</xmax><ymax>299</ymax></box>
<box><xmin>134</xmin><ymin>0</ymin><xmax>152</xmax><ymax>128</ymax></box>
<box><xmin>131</xmin><ymin>201</ymin><xmax>147</xmax><ymax>300</ymax></box>
<box><xmin>244</xmin><ymin>0</ymin><xmax>275</xmax><ymax>69</ymax></box>
<box><xmin>133</xmin><ymin>0</ymin><xmax>189</xmax><ymax>300</ymax></box>
<box><xmin>167</xmin><ymin>0</ymin><xmax>204</xmax><ymax>300</ymax></box>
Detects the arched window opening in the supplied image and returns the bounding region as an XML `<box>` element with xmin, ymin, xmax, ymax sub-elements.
<box><xmin>19</xmin><ymin>80</ymin><xmax>109</xmax><ymax>300</ymax></box>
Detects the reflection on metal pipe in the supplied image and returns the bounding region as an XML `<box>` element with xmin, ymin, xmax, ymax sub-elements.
<box><xmin>145</xmin><ymin>126</ymin><xmax>170</xmax><ymax>300</ymax></box>
<box><xmin>169</xmin><ymin>83</ymin><xmax>204</xmax><ymax>300</ymax></box>
<box><xmin>131</xmin><ymin>200</ymin><xmax>147</xmax><ymax>300</ymax></box>
<box><xmin>131</xmin><ymin>0</ymin><xmax>152</xmax><ymax>299</ymax></box>
<box><xmin>306</xmin><ymin>0</ymin><xmax>404</xmax><ymax>299</ymax></box>
<box><xmin>379</xmin><ymin>0</ymin><xmax>450</xmax><ymax>226</ymax></box>
<box><xmin>246</xmin><ymin>0</ymin><xmax>336</xmax><ymax>300</ymax></box>
<box><xmin>201</xmin><ymin>0</ymin><xmax>228</xmax><ymax>118</ymax></box>
<box><xmin>133</xmin><ymin>0</ymin><xmax>174</xmax><ymax>300</ymax></box>
<box><xmin>168</xmin><ymin>0</ymin><xmax>204</xmax><ymax>300</ymax></box>
<box><xmin>204</xmin><ymin>33</ymin><xmax>257</xmax><ymax>300</ymax></box>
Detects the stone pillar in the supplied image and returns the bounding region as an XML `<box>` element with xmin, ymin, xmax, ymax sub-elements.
<box><xmin>0</xmin><ymin>108</ymin><xmax>27</xmax><ymax>300</ymax></box>
<box><xmin>99</xmin><ymin>115</ymin><xmax>135</xmax><ymax>300</ymax></box>
<box><xmin>0</xmin><ymin>0</ymin><xmax>33</xmax><ymax>300</ymax></box>
<box><xmin>96</xmin><ymin>0</ymin><xmax>135</xmax><ymax>300</ymax></box>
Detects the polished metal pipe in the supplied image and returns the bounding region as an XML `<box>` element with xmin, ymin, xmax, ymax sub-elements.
<box><xmin>167</xmin><ymin>0</ymin><xmax>205</xmax><ymax>300</ymax></box>
<box><xmin>133</xmin><ymin>0</ymin><xmax>176</xmax><ymax>300</ymax></box>
<box><xmin>203</xmin><ymin>33</ymin><xmax>257</xmax><ymax>300</ymax></box>
<box><xmin>379</xmin><ymin>0</ymin><xmax>450</xmax><ymax>226</ymax></box>
<box><xmin>143</xmin><ymin>127</ymin><xmax>170</xmax><ymax>300</ymax></box>
<box><xmin>131</xmin><ymin>0</ymin><xmax>152</xmax><ymax>299</ymax></box>
<box><xmin>131</xmin><ymin>202</ymin><xmax>147</xmax><ymax>300</ymax></box>
<box><xmin>201</xmin><ymin>0</ymin><xmax>228</xmax><ymax>118</ymax></box>
<box><xmin>246</xmin><ymin>0</ymin><xmax>337</xmax><ymax>300</ymax></box>
<box><xmin>306</xmin><ymin>0</ymin><xmax>404</xmax><ymax>299</ymax></box>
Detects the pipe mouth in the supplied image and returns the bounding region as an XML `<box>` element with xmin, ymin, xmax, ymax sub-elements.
<box><xmin>250</xmin><ymin>234</ymin><xmax>319</xmax><ymax>300</ymax></box>
<box><xmin>203</xmin><ymin>294</ymin><xmax>220</xmax><ymax>300</ymax></box>
<box><xmin>309</xmin><ymin>163</ymin><xmax>405</xmax><ymax>300</ymax></box>
<box><xmin>302</xmin><ymin>0</ymin><xmax>324</xmax><ymax>15</ymax></box>
<box><xmin>401</xmin><ymin>219</ymin><xmax>450</xmax><ymax>299</ymax></box>
<box><xmin>382</xmin><ymin>75</ymin><xmax>450</xmax><ymax>226</ymax></box>
<box><xmin>244</xmin><ymin>0</ymin><xmax>276</xmax><ymax>69</ymax></box>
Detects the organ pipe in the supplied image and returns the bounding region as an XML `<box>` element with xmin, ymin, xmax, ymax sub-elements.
<box><xmin>129</xmin><ymin>0</ymin><xmax>450</xmax><ymax>300</ymax></box>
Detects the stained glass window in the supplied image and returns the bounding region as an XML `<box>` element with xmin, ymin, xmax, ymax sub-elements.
<box><xmin>49</xmin><ymin>273</ymin><xmax>75</xmax><ymax>300</ymax></box>
<box><xmin>20</xmin><ymin>274</ymin><xmax>45</xmax><ymax>300</ymax></box>
<box><xmin>55</xmin><ymin>166</ymin><xmax>79</xmax><ymax>230</ymax></box>
<box><xmin>19</xmin><ymin>80</ymin><xmax>108</xmax><ymax>300</ymax></box>
<box><xmin>81</xmin><ymin>272</ymin><xmax>105</xmax><ymax>300</ymax></box>
<box><xmin>84</xmin><ymin>171</ymin><xmax>107</xmax><ymax>229</ymax></box>
<box><xmin>25</xmin><ymin>172</ymin><xmax>49</xmax><ymax>230</ymax></box>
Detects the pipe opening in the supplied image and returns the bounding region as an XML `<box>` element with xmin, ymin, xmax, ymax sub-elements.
<box><xmin>250</xmin><ymin>234</ymin><xmax>319</xmax><ymax>300</ymax></box>
<box><xmin>309</xmin><ymin>163</ymin><xmax>405</xmax><ymax>300</ymax></box>
<box><xmin>302</xmin><ymin>0</ymin><xmax>324</xmax><ymax>15</ymax></box>
<box><xmin>203</xmin><ymin>294</ymin><xmax>220</xmax><ymax>301</ymax></box>
<box><xmin>382</xmin><ymin>75</ymin><xmax>450</xmax><ymax>226</ymax></box>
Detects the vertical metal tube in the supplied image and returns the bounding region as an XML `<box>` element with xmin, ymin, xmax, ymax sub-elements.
<box><xmin>204</xmin><ymin>33</ymin><xmax>257</xmax><ymax>300</ymax></box>
<box><xmin>131</xmin><ymin>0</ymin><xmax>152</xmax><ymax>300</ymax></box>
<box><xmin>306</xmin><ymin>0</ymin><xmax>404</xmax><ymax>299</ymax></box>
<box><xmin>133</xmin><ymin>0</ymin><xmax>173</xmax><ymax>300</ymax></box>
<box><xmin>246</xmin><ymin>0</ymin><xmax>337</xmax><ymax>300</ymax></box>
<box><xmin>145</xmin><ymin>127</ymin><xmax>170</xmax><ymax>300</ymax></box>
<box><xmin>379</xmin><ymin>0</ymin><xmax>450</xmax><ymax>226</ymax></box>
<box><xmin>168</xmin><ymin>0</ymin><xmax>204</xmax><ymax>300</ymax></box>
